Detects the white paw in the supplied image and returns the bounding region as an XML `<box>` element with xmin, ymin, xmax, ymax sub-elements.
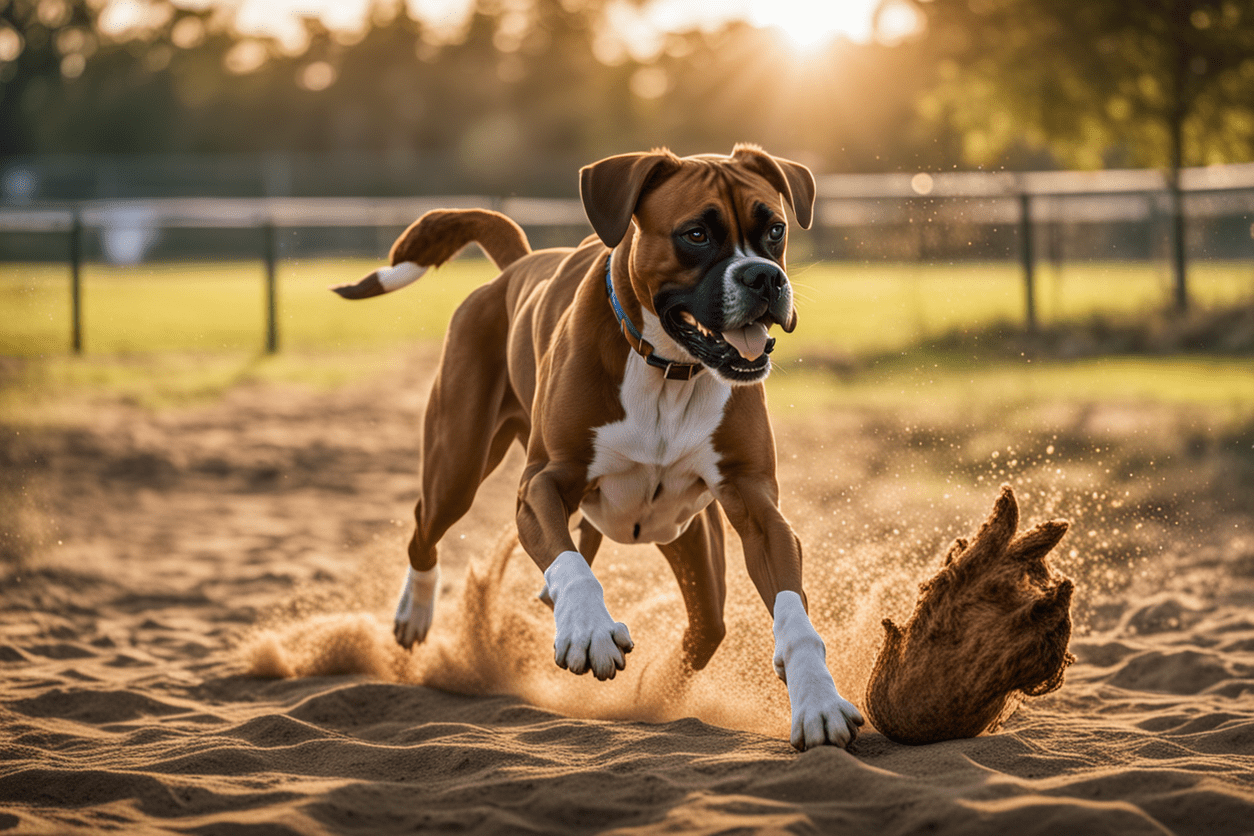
<box><xmin>772</xmin><ymin>591</ymin><xmax>864</xmax><ymax>750</ymax></box>
<box><xmin>545</xmin><ymin>551</ymin><xmax>633</xmax><ymax>680</ymax></box>
<box><xmin>393</xmin><ymin>565</ymin><xmax>439</xmax><ymax>650</ymax></box>
<box><xmin>782</xmin><ymin>662</ymin><xmax>864</xmax><ymax>750</ymax></box>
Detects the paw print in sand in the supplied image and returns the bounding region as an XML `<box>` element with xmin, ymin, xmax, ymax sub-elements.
<box><xmin>865</xmin><ymin>485</ymin><xmax>1076</xmax><ymax>745</ymax></box>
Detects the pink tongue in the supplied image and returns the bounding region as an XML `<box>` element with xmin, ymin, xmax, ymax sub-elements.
<box><xmin>721</xmin><ymin>322</ymin><xmax>770</xmax><ymax>361</ymax></box>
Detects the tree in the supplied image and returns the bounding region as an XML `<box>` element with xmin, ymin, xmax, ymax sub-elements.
<box><xmin>915</xmin><ymin>0</ymin><xmax>1254</xmax><ymax>310</ymax></box>
<box><xmin>0</xmin><ymin>0</ymin><xmax>956</xmax><ymax>195</ymax></box>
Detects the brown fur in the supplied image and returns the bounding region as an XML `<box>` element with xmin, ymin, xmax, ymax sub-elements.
<box><xmin>514</xmin><ymin>147</ymin><xmax>816</xmax><ymax>630</ymax></box>
<box><xmin>389</xmin><ymin>208</ymin><xmax>531</xmax><ymax>271</ymax></box>
<box><xmin>331</xmin><ymin>148</ymin><xmax>876</xmax><ymax>748</ymax></box>
<box><xmin>336</xmin><ymin>149</ymin><xmax>819</xmax><ymax>674</ymax></box>
<box><xmin>864</xmin><ymin>485</ymin><xmax>1076</xmax><ymax>744</ymax></box>
<box><xmin>330</xmin><ymin>209</ymin><xmax>531</xmax><ymax>300</ymax></box>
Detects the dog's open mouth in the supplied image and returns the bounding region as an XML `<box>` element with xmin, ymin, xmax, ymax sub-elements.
<box><xmin>665</xmin><ymin>308</ymin><xmax>776</xmax><ymax>382</ymax></box>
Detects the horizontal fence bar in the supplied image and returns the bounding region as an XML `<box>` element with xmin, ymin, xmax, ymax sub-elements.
<box><xmin>0</xmin><ymin>195</ymin><xmax>596</xmax><ymax>232</ymax></box>
<box><xmin>4</xmin><ymin>190</ymin><xmax>1252</xmax><ymax>234</ymax></box>
<box><xmin>3</xmin><ymin>161</ymin><xmax>1254</xmax><ymax>233</ymax></box>
<box><xmin>813</xmin><ymin>161</ymin><xmax>1254</xmax><ymax>198</ymax></box>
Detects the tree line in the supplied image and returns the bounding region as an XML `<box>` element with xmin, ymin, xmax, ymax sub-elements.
<box><xmin>2</xmin><ymin>0</ymin><xmax>1253</xmax><ymax>196</ymax></box>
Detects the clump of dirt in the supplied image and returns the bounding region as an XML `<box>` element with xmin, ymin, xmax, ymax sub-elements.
<box><xmin>865</xmin><ymin>485</ymin><xmax>1075</xmax><ymax>745</ymax></box>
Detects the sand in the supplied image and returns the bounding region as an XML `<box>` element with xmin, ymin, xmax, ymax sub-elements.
<box><xmin>3</xmin><ymin>346</ymin><xmax>1254</xmax><ymax>835</ymax></box>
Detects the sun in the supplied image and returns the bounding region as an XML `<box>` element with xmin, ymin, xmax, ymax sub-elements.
<box><xmin>745</xmin><ymin>0</ymin><xmax>878</xmax><ymax>48</ymax></box>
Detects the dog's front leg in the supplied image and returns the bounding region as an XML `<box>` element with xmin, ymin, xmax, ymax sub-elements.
<box><xmin>544</xmin><ymin>551</ymin><xmax>633</xmax><ymax>680</ymax></box>
<box><xmin>771</xmin><ymin>589</ymin><xmax>862</xmax><ymax>750</ymax></box>
<box><xmin>720</xmin><ymin>479</ymin><xmax>864</xmax><ymax>750</ymax></box>
<box><xmin>518</xmin><ymin>464</ymin><xmax>633</xmax><ymax>681</ymax></box>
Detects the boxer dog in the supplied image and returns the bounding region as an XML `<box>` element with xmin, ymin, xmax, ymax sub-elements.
<box><xmin>333</xmin><ymin>145</ymin><xmax>863</xmax><ymax>749</ymax></box>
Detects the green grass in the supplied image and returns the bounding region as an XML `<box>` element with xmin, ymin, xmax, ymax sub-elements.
<box><xmin>6</xmin><ymin>258</ymin><xmax>1253</xmax><ymax>359</ymax></box>
<box><xmin>768</xmin><ymin>355</ymin><xmax>1254</xmax><ymax>421</ymax></box>
<box><xmin>0</xmin><ymin>259</ymin><xmax>498</xmax><ymax>356</ymax></box>
<box><xmin>3</xmin><ymin>257</ymin><xmax>1253</xmax><ymax>422</ymax></box>
<box><xmin>781</xmin><ymin>260</ymin><xmax>1254</xmax><ymax>356</ymax></box>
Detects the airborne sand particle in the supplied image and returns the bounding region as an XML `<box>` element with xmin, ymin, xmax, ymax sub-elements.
<box><xmin>238</xmin><ymin>418</ymin><xmax>1186</xmax><ymax>743</ymax></box>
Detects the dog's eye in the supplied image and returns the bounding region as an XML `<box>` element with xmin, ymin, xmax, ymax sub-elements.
<box><xmin>684</xmin><ymin>228</ymin><xmax>708</xmax><ymax>244</ymax></box>
<box><xmin>767</xmin><ymin>223</ymin><xmax>786</xmax><ymax>243</ymax></box>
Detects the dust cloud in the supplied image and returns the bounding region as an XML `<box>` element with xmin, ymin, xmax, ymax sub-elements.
<box><xmin>235</xmin><ymin>422</ymin><xmax>1210</xmax><ymax>740</ymax></box>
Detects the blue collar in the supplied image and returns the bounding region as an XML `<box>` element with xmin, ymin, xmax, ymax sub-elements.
<box><xmin>604</xmin><ymin>252</ymin><xmax>704</xmax><ymax>381</ymax></box>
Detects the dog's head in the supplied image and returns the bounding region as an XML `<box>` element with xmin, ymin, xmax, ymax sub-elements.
<box><xmin>580</xmin><ymin>144</ymin><xmax>815</xmax><ymax>385</ymax></box>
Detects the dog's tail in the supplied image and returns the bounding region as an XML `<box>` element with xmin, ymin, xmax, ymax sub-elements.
<box><xmin>331</xmin><ymin>208</ymin><xmax>531</xmax><ymax>300</ymax></box>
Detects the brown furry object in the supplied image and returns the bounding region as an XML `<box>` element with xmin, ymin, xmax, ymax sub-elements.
<box><xmin>865</xmin><ymin>485</ymin><xmax>1075</xmax><ymax>745</ymax></box>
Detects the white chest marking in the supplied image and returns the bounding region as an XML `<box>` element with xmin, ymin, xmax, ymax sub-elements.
<box><xmin>582</xmin><ymin>341</ymin><xmax>730</xmax><ymax>545</ymax></box>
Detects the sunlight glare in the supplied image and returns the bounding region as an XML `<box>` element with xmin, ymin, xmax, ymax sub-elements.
<box><xmin>746</xmin><ymin>0</ymin><xmax>878</xmax><ymax>48</ymax></box>
<box><xmin>146</xmin><ymin>0</ymin><xmax>906</xmax><ymax>56</ymax></box>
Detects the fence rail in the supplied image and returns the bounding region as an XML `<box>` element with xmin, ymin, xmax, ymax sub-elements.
<box><xmin>4</xmin><ymin>163</ymin><xmax>1254</xmax><ymax>354</ymax></box>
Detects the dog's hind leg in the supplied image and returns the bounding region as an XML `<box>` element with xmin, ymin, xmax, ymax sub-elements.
<box><xmin>657</xmin><ymin>504</ymin><xmax>728</xmax><ymax>671</ymax></box>
<box><xmin>395</xmin><ymin>280</ymin><xmax>527</xmax><ymax>649</ymax></box>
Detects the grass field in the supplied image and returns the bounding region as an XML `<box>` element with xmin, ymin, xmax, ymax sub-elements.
<box><xmin>3</xmin><ymin>257</ymin><xmax>1253</xmax><ymax>420</ymax></box>
<box><xmin>4</xmin><ymin>258</ymin><xmax>1254</xmax><ymax>358</ymax></box>
<box><xmin>0</xmin><ymin>259</ymin><xmax>489</xmax><ymax>356</ymax></box>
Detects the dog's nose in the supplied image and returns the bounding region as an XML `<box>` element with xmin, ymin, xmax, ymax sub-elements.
<box><xmin>737</xmin><ymin>263</ymin><xmax>785</xmax><ymax>296</ymax></box>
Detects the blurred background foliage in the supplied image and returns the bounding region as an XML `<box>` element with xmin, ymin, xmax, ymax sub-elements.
<box><xmin>921</xmin><ymin>0</ymin><xmax>1254</xmax><ymax>172</ymax></box>
<box><xmin>1</xmin><ymin>0</ymin><xmax>1253</xmax><ymax>196</ymax></box>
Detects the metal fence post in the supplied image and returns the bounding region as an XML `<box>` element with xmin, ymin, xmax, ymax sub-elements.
<box><xmin>70</xmin><ymin>209</ymin><xmax>83</xmax><ymax>354</ymax></box>
<box><xmin>263</xmin><ymin>221</ymin><xmax>278</xmax><ymax>354</ymax></box>
<box><xmin>1168</xmin><ymin>178</ymin><xmax>1188</xmax><ymax>313</ymax></box>
<box><xmin>1018</xmin><ymin>192</ymin><xmax>1036</xmax><ymax>332</ymax></box>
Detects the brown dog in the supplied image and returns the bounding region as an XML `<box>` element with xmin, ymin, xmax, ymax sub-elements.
<box><xmin>335</xmin><ymin>145</ymin><xmax>863</xmax><ymax>749</ymax></box>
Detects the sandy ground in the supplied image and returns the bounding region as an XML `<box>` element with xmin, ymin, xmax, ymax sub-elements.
<box><xmin>3</xmin><ymin>346</ymin><xmax>1254</xmax><ymax>835</ymax></box>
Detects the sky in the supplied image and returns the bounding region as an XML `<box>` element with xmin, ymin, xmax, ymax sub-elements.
<box><xmin>135</xmin><ymin>0</ymin><xmax>920</xmax><ymax>56</ymax></box>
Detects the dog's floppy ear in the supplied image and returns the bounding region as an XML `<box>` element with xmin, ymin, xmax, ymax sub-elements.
<box><xmin>580</xmin><ymin>151</ymin><xmax>681</xmax><ymax>247</ymax></box>
<box><xmin>732</xmin><ymin>144</ymin><xmax>817</xmax><ymax>230</ymax></box>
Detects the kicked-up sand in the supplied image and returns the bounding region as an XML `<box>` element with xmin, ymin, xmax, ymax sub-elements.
<box><xmin>2</xmin><ymin>347</ymin><xmax>1254</xmax><ymax>835</ymax></box>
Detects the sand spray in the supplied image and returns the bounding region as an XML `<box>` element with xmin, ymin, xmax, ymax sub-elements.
<box><xmin>239</xmin><ymin>437</ymin><xmax>1158</xmax><ymax>737</ymax></box>
<box><xmin>237</xmin><ymin>525</ymin><xmax>931</xmax><ymax>739</ymax></box>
